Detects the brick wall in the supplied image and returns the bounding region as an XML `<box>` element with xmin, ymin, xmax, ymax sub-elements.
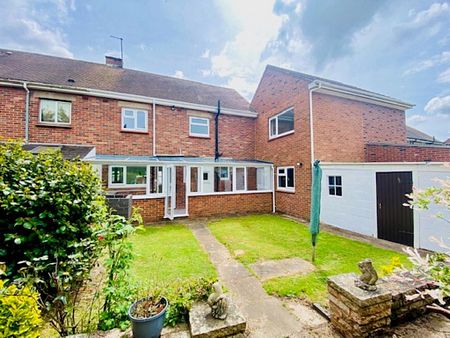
<box><xmin>189</xmin><ymin>193</ymin><xmax>273</xmax><ymax>218</ymax></box>
<box><xmin>366</xmin><ymin>143</ymin><xmax>450</xmax><ymax>162</ymax></box>
<box><xmin>0</xmin><ymin>85</ymin><xmax>256</xmax><ymax>159</ymax></box>
<box><xmin>132</xmin><ymin>198</ymin><xmax>165</xmax><ymax>223</ymax></box>
<box><xmin>0</xmin><ymin>87</ymin><xmax>25</xmax><ymax>139</ymax></box>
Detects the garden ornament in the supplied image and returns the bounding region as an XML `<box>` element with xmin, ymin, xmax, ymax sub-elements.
<box><xmin>207</xmin><ymin>281</ymin><xmax>229</xmax><ymax>320</ymax></box>
<box><xmin>355</xmin><ymin>258</ymin><xmax>378</xmax><ymax>291</ymax></box>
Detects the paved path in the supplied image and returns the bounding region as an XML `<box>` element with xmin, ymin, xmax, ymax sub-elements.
<box><xmin>188</xmin><ymin>221</ymin><xmax>313</xmax><ymax>338</ymax></box>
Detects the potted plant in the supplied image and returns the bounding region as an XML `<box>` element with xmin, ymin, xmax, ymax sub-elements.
<box><xmin>128</xmin><ymin>296</ymin><xmax>168</xmax><ymax>338</ymax></box>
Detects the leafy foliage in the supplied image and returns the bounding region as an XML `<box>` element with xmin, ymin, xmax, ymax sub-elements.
<box><xmin>0</xmin><ymin>277</ymin><xmax>42</xmax><ymax>338</ymax></box>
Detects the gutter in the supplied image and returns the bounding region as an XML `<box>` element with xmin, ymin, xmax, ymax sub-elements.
<box><xmin>0</xmin><ymin>80</ymin><xmax>257</xmax><ymax>118</ymax></box>
<box><xmin>23</xmin><ymin>82</ymin><xmax>30</xmax><ymax>143</ymax></box>
<box><xmin>308</xmin><ymin>80</ymin><xmax>414</xmax><ymax>110</ymax></box>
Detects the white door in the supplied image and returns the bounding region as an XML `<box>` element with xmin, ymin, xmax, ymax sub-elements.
<box><xmin>202</xmin><ymin>166</ymin><xmax>214</xmax><ymax>193</ymax></box>
<box><xmin>164</xmin><ymin>165</ymin><xmax>175</xmax><ymax>220</ymax></box>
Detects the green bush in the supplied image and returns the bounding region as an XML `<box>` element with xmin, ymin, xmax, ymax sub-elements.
<box><xmin>0</xmin><ymin>279</ymin><xmax>42</xmax><ymax>338</ymax></box>
<box><xmin>0</xmin><ymin>141</ymin><xmax>111</xmax><ymax>336</ymax></box>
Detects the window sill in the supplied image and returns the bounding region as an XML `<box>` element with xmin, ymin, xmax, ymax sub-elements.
<box><xmin>120</xmin><ymin>129</ymin><xmax>149</xmax><ymax>134</ymax></box>
<box><xmin>277</xmin><ymin>189</ymin><xmax>295</xmax><ymax>194</ymax></box>
<box><xmin>36</xmin><ymin>123</ymin><xmax>72</xmax><ymax>129</ymax></box>
<box><xmin>189</xmin><ymin>134</ymin><xmax>210</xmax><ymax>139</ymax></box>
<box><xmin>269</xmin><ymin>130</ymin><xmax>294</xmax><ymax>141</ymax></box>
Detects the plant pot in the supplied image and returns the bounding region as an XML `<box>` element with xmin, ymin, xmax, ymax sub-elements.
<box><xmin>128</xmin><ymin>297</ymin><xmax>168</xmax><ymax>338</ymax></box>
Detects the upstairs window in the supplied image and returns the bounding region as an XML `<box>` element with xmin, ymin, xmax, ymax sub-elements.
<box><xmin>122</xmin><ymin>108</ymin><xmax>147</xmax><ymax>132</ymax></box>
<box><xmin>39</xmin><ymin>99</ymin><xmax>71</xmax><ymax>125</ymax></box>
<box><xmin>277</xmin><ymin>166</ymin><xmax>295</xmax><ymax>192</ymax></box>
<box><xmin>328</xmin><ymin>176</ymin><xmax>342</xmax><ymax>196</ymax></box>
<box><xmin>189</xmin><ymin>117</ymin><xmax>210</xmax><ymax>137</ymax></box>
<box><xmin>269</xmin><ymin>108</ymin><xmax>294</xmax><ymax>139</ymax></box>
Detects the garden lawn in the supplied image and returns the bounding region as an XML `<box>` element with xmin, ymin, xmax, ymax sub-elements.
<box><xmin>209</xmin><ymin>214</ymin><xmax>410</xmax><ymax>304</ymax></box>
<box><xmin>130</xmin><ymin>224</ymin><xmax>217</xmax><ymax>287</ymax></box>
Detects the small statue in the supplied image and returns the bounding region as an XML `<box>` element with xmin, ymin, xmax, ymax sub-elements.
<box><xmin>355</xmin><ymin>259</ymin><xmax>378</xmax><ymax>291</ymax></box>
<box><xmin>207</xmin><ymin>281</ymin><xmax>229</xmax><ymax>320</ymax></box>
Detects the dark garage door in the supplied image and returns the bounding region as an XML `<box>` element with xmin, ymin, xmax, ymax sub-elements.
<box><xmin>376</xmin><ymin>172</ymin><xmax>414</xmax><ymax>246</ymax></box>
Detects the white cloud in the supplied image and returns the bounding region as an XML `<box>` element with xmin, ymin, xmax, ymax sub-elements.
<box><xmin>0</xmin><ymin>0</ymin><xmax>73</xmax><ymax>58</ymax></box>
<box><xmin>201</xmin><ymin>49</ymin><xmax>210</xmax><ymax>59</ymax></box>
<box><xmin>425</xmin><ymin>95</ymin><xmax>450</xmax><ymax>114</ymax></box>
<box><xmin>208</xmin><ymin>0</ymin><xmax>289</xmax><ymax>98</ymax></box>
<box><xmin>437</xmin><ymin>67</ymin><xmax>450</xmax><ymax>83</ymax></box>
<box><xmin>173</xmin><ymin>70</ymin><xmax>185</xmax><ymax>79</ymax></box>
<box><xmin>200</xmin><ymin>69</ymin><xmax>211</xmax><ymax>77</ymax></box>
<box><xmin>404</xmin><ymin>51</ymin><xmax>450</xmax><ymax>76</ymax></box>
<box><xmin>138</xmin><ymin>43</ymin><xmax>147</xmax><ymax>51</ymax></box>
<box><xmin>411</xmin><ymin>2</ymin><xmax>450</xmax><ymax>25</ymax></box>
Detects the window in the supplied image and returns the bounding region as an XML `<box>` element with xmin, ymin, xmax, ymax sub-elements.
<box><xmin>277</xmin><ymin>166</ymin><xmax>294</xmax><ymax>191</ymax></box>
<box><xmin>122</xmin><ymin>108</ymin><xmax>147</xmax><ymax>131</ymax></box>
<box><xmin>235</xmin><ymin>167</ymin><xmax>246</xmax><ymax>191</ymax></box>
<box><xmin>218</xmin><ymin>167</ymin><xmax>229</xmax><ymax>180</ymax></box>
<box><xmin>110</xmin><ymin>166</ymin><xmax>147</xmax><ymax>187</ymax></box>
<box><xmin>189</xmin><ymin>117</ymin><xmax>210</xmax><ymax>137</ymax></box>
<box><xmin>269</xmin><ymin>108</ymin><xmax>294</xmax><ymax>139</ymax></box>
<box><xmin>148</xmin><ymin>166</ymin><xmax>163</xmax><ymax>194</ymax></box>
<box><xmin>214</xmin><ymin>167</ymin><xmax>233</xmax><ymax>192</ymax></box>
<box><xmin>328</xmin><ymin>176</ymin><xmax>342</xmax><ymax>196</ymax></box>
<box><xmin>39</xmin><ymin>99</ymin><xmax>71</xmax><ymax>124</ymax></box>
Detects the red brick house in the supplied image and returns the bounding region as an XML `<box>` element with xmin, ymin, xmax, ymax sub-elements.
<box><xmin>1</xmin><ymin>50</ymin><xmax>449</xmax><ymax>240</ymax></box>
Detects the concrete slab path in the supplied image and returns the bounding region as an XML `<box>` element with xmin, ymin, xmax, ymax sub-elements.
<box><xmin>187</xmin><ymin>221</ymin><xmax>315</xmax><ymax>338</ymax></box>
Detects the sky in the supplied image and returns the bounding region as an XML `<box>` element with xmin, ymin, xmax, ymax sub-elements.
<box><xmin>0</xmin><ymin>0</ymin><xmax>449</xmax><ymax>141</ymax></box>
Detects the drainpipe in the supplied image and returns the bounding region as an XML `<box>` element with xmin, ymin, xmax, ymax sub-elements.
<box><xmin>152</xmin><ymin>98</ymin><xmax>156</xmax><ymax>156</ymax></box>
<box><xmin>309</xmin><ymin>81</ymin><xmax>321</xmax><ymax>165</ymax></box>
<box><xmin>214</xmin><ymin>100</ymin><xmax>222</xmax><ymax>161</ymax></box>
<box><xmin>23</xmin><ymin>82</ymin><xmax>30</xmax><ymax>143</ymax></box>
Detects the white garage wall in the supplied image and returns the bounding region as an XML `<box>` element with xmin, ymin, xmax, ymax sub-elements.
<box><xmin>320</xmin><ymin>163</ymin><xmax>450</xmax><ymax>251</ymax></box>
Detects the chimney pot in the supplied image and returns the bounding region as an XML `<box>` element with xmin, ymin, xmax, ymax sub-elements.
<box><xmin>105</xmin><ymin>55</ymin><xmax>123</xmax><ymax>68</ymax></box>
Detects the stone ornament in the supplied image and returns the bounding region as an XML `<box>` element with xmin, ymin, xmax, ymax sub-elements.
<box><xmin>207</xmin><ymin>281</ymin><xmax>229</xmax><ymax>320</ymax></box>
<box><xmin>355</xmin><ymin>258</ymin><xmax>378</xmax><ymax>291</ymax></box>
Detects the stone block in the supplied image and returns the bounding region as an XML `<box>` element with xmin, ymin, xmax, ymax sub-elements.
<box><xmin>189</xmin><ymin>301</ymin><xmax>246</xmax><ymax>338</ymax></box>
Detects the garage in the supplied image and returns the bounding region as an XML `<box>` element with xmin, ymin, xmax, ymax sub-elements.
<box><xmin>320</xmin><ymin>162</ymin><xmax>450</xmax><ymax>251</ymax></box>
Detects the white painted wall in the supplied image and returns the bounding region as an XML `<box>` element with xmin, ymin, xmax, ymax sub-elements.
<box><xmin>320</xmin><ymin>163</ymin><xmax>450</xmax><ymax>252</ymax></box>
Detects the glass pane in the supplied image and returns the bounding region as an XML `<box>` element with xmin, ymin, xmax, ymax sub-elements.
<box><xmin>40</xmin><ymin>100</ymin><xmax>56</xmax><ymax>122</ymax></box>
<box><xmin>278</xmin><ymin>168</ymin><xmax>285</xmax><ymax>174</ymax></box>
<box><xmin>149</xmin><ymin>166</ymin><xmax>163</xmax><ymax>193</ymax></box>
<box><xmin>219</xmin><ymin>167</ymin><xmax>229</xmax><ymax>179</ymax></box>
<box><xmin>126</xmin><ymin>166</ymin><xmax>147</xmax><ymax>185</ymax></box>
<box><xmin>328</xmin><ymin>176</ymin><xmax>335</xmax><ymax>185</ymax></box>
<box><xmin>236</xmin><ymin>168</ymin><xmax>245</xmax><ymax>191</ymax></box>
<box><xmin>247</xmin><ymin>167</ymin><xmax>257</xmax><ymax>191</ymax></box>
<box><xmin>214</xmin><ymin>167</ymin><xmax>232</xmax><ymax>192</ymax></box>
<box><xmin>123</xmin><ymin>116</ymin><xmax>135</xmax><ymax>129</ymax></box>
<box><xmin>190</xmin><ymin>124</ymin><xmax>209</xmax><ymax>135</ymax></box>
<box><xmin>336</xmin><ymin>187</ymin><xmax>342</xmax><ymax>196</ymax></box>
<box><xmin>190</xmin><ymin>167</ymin><xmax>199</xmax><ymax>193</ymax></box>
<box><xmin>329</xmin><ymin>187</ymin><xmax>335</xmax><ymax>195</ymax></box>
<box><xmin>56</xmin><ymin>102</ymin><xmax>71</xmax><ymax>123</ymax></box>
<box><xmin>277</xmin><ymin>109</ymin><xmax>294</xmax><ymax>134</ymax></box>
<box><xmin>111</xmin><ymin>167</ymin><xmax>124</xmax><ymax>184</ymax></box>
<box><xmin>124</xmin><ymin>110</ymin><xmax>134</xmax><ymax>117</ymax></box>
<box><xmin>191</xmin><ymin>117</ymin><xmax>208</xmax><ymax>125</ymax></box>
<box><xmin>270</xmin><ymin>118</ymin><xmax>276</xmax><ymax>136</ymax></box>
<box><xmin>136</xmin><ymin>111</ymin><xmax>146</xmax><ymax>129</ymax></box>
<box><xmin>336</xmin><ymin>176</ymin><xmax>342</xmax><ymax>186</ymax></box>
<box><xmin>278</xmin><ymin>175</ymin><xmax>286</xmax><ymax>188</ymax></box>
<box><xmin>287</xmin><ymin>168</ymin><xmax>294</xmax><ymax>188</ymax></box>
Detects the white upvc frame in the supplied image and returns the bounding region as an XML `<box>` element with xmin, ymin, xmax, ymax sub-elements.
<box><xmin>277</xmin><ymin>166</ymin><xmax>295</xmax><ymax>192</ymax></box>
<box><xmin>233</xmin><ymin>166</ymin><xmax>247</xmax><ymax>191</ymax></box>
<box><xmin>218</xmin><ymin>166</ymin><xmax>230</xmax><ymax>180</ymax></box>
<box><xmin>121</xmin><ymin>108</ymin><xmax>148</xmax><ymax>132</ymax></box>
<box><xmin>327</xmin><ymin>175</ymin><xmax>343</xmax><ymax>197</ymax></box>
<box><xmin>39</xmin><ymin>99</ymin><xmax>72</xmax><ymax>125</ymax></box>
<box><xmin>108</xmin><ymin>165</ymin><xmax>148</xmax><ymax>188</ymax></box>
<box><xmin>189</xmin><ymin>116</ymin><xmax>210</xmax><ymax>137</ymax></box>
<box><xmin>268</xmin><ymin>107</ymin><xmax>294</xmax><ymax>140</ymax></box>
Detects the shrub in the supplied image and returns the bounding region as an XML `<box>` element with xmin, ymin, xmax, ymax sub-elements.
<box><xmin>0</xmin><ymin>279</ymin><xmax>42</xmax><ymax>338</ymax></box>
<box><xmin>0</xmin><ymin>142</ymin><xmax>113</xmax><ymax>335</ymax></box>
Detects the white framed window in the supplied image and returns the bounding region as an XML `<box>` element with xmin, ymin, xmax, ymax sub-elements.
<box><xmin>189</xmin><ymin>116</ymin><xmax>210</xmax><ymax>137</ymax></box>
<box><xmin>328</xmin><ymin>176</ymin><xmax>342</xmax><ymax>196</ymax></box>
<box><xmin>39</xmin><ymin>99</ymin><xmax>72</xmax><ymax>125</ymax></box>
<box><xmin>277</xmin><ymin>166</ymin><xmax>295</xmax><ymax>192</ymax></box>
<box><xmin>122</xmin><ymin>108</ymin><xmax>148</xmax><ymax>132</ymax></box>
<box><xmin>218</xmin><ymin>167</ymin><xmax>229</xmax><ymax>180</ymax></box>
<box><xmin>269</xmin><ymin>107</ymin><xmax>294</xmax><ymax>139</ymax></box>
<box><xmin>109</xmin><ymin>166</ymin><xmax>147</xmax><ymax>187</ymax></box>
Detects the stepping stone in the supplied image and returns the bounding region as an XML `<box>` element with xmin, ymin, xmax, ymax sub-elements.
<box><xmin>189</xmin><ymin>300</ymin><xmax>246</xmax><ymax>338</ymax></box>
<box><xmin>249</xmin><ymin>257</ymin><xmax>315</xmax><ymax>281</ymax></box>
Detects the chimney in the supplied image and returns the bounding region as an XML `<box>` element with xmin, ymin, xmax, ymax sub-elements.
<box><xmin>105</xmin><ymin>55</ymin><xmax>123</xmax><ymax>68</ymax></box>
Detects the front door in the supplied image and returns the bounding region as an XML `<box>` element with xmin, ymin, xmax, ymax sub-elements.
<box><xmin>164</xmin><ymin>165</ymin><xmax>175</xmax><ymax>220</ymax></box>
<box><xmin>164</xmin><ymin>165</ymin><xmax>188</xmax><ymax>219</ymax></box>
<box><xmin>376</xmin><ymin>172</ymin><xmax>414</xmax><ymax>246</ymax></box>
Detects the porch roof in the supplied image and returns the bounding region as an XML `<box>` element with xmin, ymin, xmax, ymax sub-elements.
<box><xmin>90</xmin><ymin>154</ymin><xmax>272</xmax><ymax>165</ymax></box>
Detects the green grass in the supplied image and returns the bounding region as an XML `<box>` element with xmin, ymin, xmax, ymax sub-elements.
<box><xmin>130</xmin><ymin>224</ymin><xmax>217</xmax><ymax>286</ymax></box>
<box><xmin>209</xmin><ymin>214</ymin><xmax>410</xmax><ymax>304</ymax></box>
